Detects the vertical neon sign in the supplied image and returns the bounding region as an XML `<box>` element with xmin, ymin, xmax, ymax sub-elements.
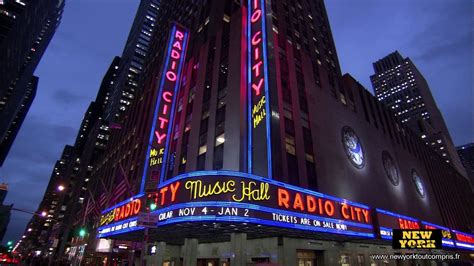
<box><xmin>248</xmin><ymin>0</ymin><xmax>272</xmax><ymax>178</ymax></box>
<box><xmin>140</xmin><ymin>24</ymin><xmax>189</xmax><ymax>192</ymax></box>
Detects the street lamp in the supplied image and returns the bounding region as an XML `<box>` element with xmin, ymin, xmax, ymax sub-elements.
<box><xmin>57</xmin><ymin>185</ymin><xmax>65</xmax><ymax>192</ymax></box>
<box><xmin>41</xmin><ymin>211</ymin><xmax>47</xmax><ymax>217</ymax></box>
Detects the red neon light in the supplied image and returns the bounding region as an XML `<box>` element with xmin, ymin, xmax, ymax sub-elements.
<box><xmin>250</xmin><ymin>1</ymin><xmax>264</xmax><ymax>98</ymax></box>
<box><xmin>155</xmin><ymin>30</ymin><xmax>186</xmax><ymax>145</ymax></box>
<box><xmin>456</xmin><ymin>232</ymin><xmax>474</xmax><ymax>244</ymax></box>
<box><xmin>113</xmin><ymin>199</ymin><xmax>141</xmax><ymax>222</ymax></box>
<box><xmin>149</xmin><ymin>181</ymin><xmax>181</xmax><ymax>208</ymax></box>
<box><xmin>398</xmin><ymin>218</ymin><xmax>420</xmax><ymax>229</ymax></box>
<box><xmin>277</xmin><ymin>188</ymin><xmax>370</xmax><ymax>223</ymax></box>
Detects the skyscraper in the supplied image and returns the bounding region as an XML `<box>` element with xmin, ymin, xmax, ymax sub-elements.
<box><xmin>370</xmin><ymin>51</ymin><xmax>466</xmax><ymax>176</ymax></box>
<box><xmin>104</xmin><ymin>0</ymin><xmax>160</xmax><ymax>122</ymax></box>
<box><xmin>23</xmin><ymin>0</ymin><xmax>473</xmax><ymax>264</ymax></box>
<box><xmin>0</xmin><ymin>0</ymin><xmax>65</xmax><ymax>166</ymax></box>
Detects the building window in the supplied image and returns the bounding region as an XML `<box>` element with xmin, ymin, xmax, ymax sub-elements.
<box><xmin>285</xmin><ymin>135</ymin><xmax>296</xmax><ymax>155</ymax></box>
<box><xmin>215</xmin><ymin>133</ymin><xmax>225</xmax><ymax>146</ymax></box>
<box><xmin>306</xmin><ymin>161</ymin><xmax>317</xmax><ymax>190</ymax></box>
<box><xmin>287</xmin><ymin>153</ymin><xmax>299</xmax><ymax>186</ymax></box>
<box><xmin>198</xmin><ymin>145</ymin><xmax>207</xmax><ymax>155</ymax></box>
<box><xmin>213</xmin><ymin>144</ymin><xmax>224</xmax><ymax>170</ymax></box>
<box><xmin>197</xmin><ymin>153</ymin><xmax>206</xmax><ymax>170</ymax></box>
<box><xmin>284</xmin><ymin>118</ymin><xmax>295</xmax><ymax>136</ymax></box>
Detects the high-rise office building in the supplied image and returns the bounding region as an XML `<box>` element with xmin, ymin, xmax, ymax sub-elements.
<box><xmin>0</xmin><ymin>76</ymin><xmax>37</xmax><ymax>165</ymax></box>
<box><xmin>0</xmin><ymin>0</ymin><xmax>64</xmax><ymax>166</ymax></box>
<box><xmin>17</xmin><ymin>56</ymin><xmax>122</xmax><ymax>259</ymax></box>
<box><xmin>105</xmin><ymin>0</ymin><xmax>160</xmax><ymax>122</ymax></box>
<box><xmin>457</xmin><ymin>143</ymin><xmax>474</xmax><ymax>191</ymax></box>
<box><xmin>370</xmin><ymin>51</ymin><xmax>466</xmax><ymax>176</ymax></box>
<box><xmin>22</xmin><ymin>0</ymin><xmax>473</xmax><ymax>264</ymax></box>
<box><xmin>18</xmin><ymin>145</ymin><xmax>75</xmax><ymax>254</ymax></box>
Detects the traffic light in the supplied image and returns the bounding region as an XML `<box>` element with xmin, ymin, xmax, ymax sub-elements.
<box><xmin>6</xmin><ymin>241</ymin><xmax>12</xmax><ymax>246</ymax></box>
<box><xmin>146</xmin><ymin>192</ymin><xmax>158</xmax><ymax>212</ymax></box>
<box><xmin>79</xmin><ymin>228</ymin><xmax>86</xmax><ymax>237</ymax></box>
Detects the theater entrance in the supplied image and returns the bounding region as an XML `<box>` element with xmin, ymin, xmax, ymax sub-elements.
<box><xmin>297</xmin><ymin>250</ymin><xmax>319</xmax><ymax>266</ymax></box>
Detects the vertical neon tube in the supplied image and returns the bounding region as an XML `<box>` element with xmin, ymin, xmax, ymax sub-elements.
<box><xmin>140</xmin><ymin>26</ymin><xmax>177</xmax><ymax>193</ymax></box>
<box><xmin>247</xmin><ymin>0</ymin><xmax>253</xmax><ymax>173</ymax></box>
<box><xmin>247</xmin><ymin>0</ymin><xmax>272</xmax><ymax>178</ymax></box>
<box><xmin>160</xmin><ymin>31</ymin><xmax>189</xmax><ymax>183</ymax></box>
<box><xmin>140</xmin><ymin>24</ymin><xmax>190</xmax><ymax>192</ymax></box>
<box><xmin>260</xmin><ymin>0</ymin><xmax>273</xmax><ymax>178</ymax></box>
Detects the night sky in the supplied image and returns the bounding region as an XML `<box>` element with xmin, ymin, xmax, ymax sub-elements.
<box><xmin>0</xmin><ymin>0</ymin><xmax>472</xmax><ymax>244</ymax></box>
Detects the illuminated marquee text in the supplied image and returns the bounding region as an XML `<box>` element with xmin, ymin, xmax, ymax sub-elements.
<box><xmin>277</xmin><ymin>188</ymin><xmax>370</xmax><ymax>224</ymax></box>
<box><xmin>99</xmin><ymin>198</ymin><xmax>143</xmax><ymax>227</ymax></box>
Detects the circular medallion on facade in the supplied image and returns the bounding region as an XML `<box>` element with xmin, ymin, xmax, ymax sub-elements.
<box><xmin>341</xmin><ymin>126</ymin><xmax>365</xmax><ymax>169</ymax></box>
<box><xmin>412</xmin><ymin>169</ymin><xmax>425</xmax><ymax>197</ymax></box>
<box><xmin>382</xmin><ymin>151</ymin><xmax>399</xmax><ymax>186</ymax></box>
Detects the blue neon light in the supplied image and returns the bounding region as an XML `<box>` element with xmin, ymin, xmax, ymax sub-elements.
<box><xmin>455</xmin><ymin>242</ymin><xmax>474</xmax><ymax>250</ymax></box>
<box><xmin>159</xmin><ymin>170</ymin><xmax>371</xmax><ymax>209</ymax></box>
<box><xmin>97</xmin><ymin>217</ymin><xmax>144</xmax><ymax>238</ymax></box>
<box><xmin>140</xmin><ymin>25</ymin><xmax>177</xmax><ymax>193</ymax></box>
<box><xmin>379</xmin><ymin>226</ymin><xmax>393</xmax><ymax>240</ymax></box>
<box><xmin>100</xmin><ymin>193</ymin><xmax>145</xmax><ymax>215</ymax></box>
<box><xmin>376</xmin><ymin>208</ymin><xmax>419</xmax><ymax>222</ymax></box>
<box><xmin>247</xmin><ymin>0</ymin><xmax>272</xmax><ymax>178</ymax></box>
<box><xmin>160</xmin><ymin>30</ymin><xmax>189</xmax><ymax>183</ymax></box>
<box><xmin>420</xmin><ymin>221</ymin><xmax>450</xmax><ymax>231</ymax></box>
<box><xmin>151</xmin><ymin>201</ymin><xmax>373</xmax><ymax>230</ymax></box>
<box><xmin>247</xmin><ymin>0</ymin><xmax>252</xmax><ymax>173</ymax></box>
<box><xmin>441</xmin><ymin>240</ymin><xmax>456</xmax><ymax>247</ymax></box>
<box><xmin>157</xmin><ymin>215</ymin><xmax>374</xmax><ymax>238</ymax></box>
<box><xmin>260</xmin><ymin>0</ymin><xmax>272</xmax><ymax>179</ymax></box>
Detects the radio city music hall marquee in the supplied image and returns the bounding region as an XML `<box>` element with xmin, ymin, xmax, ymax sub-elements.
<box><xmin>98</xmin><ymin>171</ymin><xmax>374</xmax><ymax>238</ymax></box>
<box><xmin>97</xmin><ymin>171</ymin><xmax>474</xmax><ymax>251</ymax></box>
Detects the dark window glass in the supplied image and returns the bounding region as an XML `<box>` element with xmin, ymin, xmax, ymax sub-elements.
<box><xmin>287</xmin><ymin>153</ymin><xmax>299</xmax><ymax>186</ymax></box>
<box><xmin>306</xmin><ymin>161</ymin><xmax>317</xmax><ymax>190</ymax></box>
<box><xmin>197</xmin><ymin>153</ymin><xmax>206</xmax><ymax>170</ymax></box>
<box><xmin>213</xmin><ymin>144</ymin><xmax>224</xmax><ymax>170</ymax></box>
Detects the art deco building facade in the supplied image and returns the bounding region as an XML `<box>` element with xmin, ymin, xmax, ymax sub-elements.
<box><xmin>370</xmin><ymin>51</ymin><xmax>466</xmax><ymax>177</ymax></box>
<box><xmin>20</xmin><ymin>0</ymin><xmax>473</xmax><ymax>265</ymax></box>
<box><xmin>0</xmin><ymin>0</ymin><xmax>64</xmax><ymax>166</ymax></box>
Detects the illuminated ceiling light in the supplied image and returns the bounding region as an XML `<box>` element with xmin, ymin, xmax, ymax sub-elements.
<box><xmin>216</xmin><ymin>136</ymin><xmax>225</xmax><ymax>144</ymax></box>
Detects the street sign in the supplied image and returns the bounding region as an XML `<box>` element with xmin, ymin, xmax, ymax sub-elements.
<box><xmin>137</xmin><ymin>213</ymin><xmax>159</xmax><ymax>228</ymax></box>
